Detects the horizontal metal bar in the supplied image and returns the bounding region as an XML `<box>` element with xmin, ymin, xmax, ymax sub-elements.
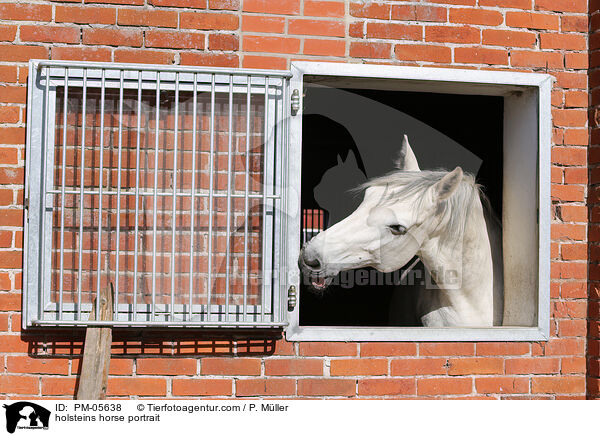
<box><xmin>45</xmin><ymin>189</ymin><xmax>281</xmax><ymax>199</ymax></box>
<box><xmin>34</xmin><ymin>59</ymin><xmax>292</xmax><ymax>78</ymax></box>
<box><xmin>32</xmin><ymin>320</ymin><xmax>288</xmax><ymax>328</ymax></box>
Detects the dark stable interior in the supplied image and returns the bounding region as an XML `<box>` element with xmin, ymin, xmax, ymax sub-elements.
<box><xmin>299</xmin><ymin>87</ymin><xmax>504</xmax><ymax>327</ymax></box>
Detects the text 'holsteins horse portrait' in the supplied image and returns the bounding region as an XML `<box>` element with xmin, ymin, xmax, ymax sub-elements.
<box><xmin>299</xmin><ymin>136</ymin><xmax>503</xmax><ymax>327</ymax></box>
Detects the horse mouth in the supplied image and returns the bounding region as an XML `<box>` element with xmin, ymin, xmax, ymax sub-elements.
<box><xmin>309</xmin><ymin>275</ymin><xmax>333</xmax><ymax>291</ymax></box>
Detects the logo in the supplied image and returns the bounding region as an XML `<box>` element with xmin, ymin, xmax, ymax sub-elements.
<box><xmin>3</xmin><ymin>402</ymin><xmax>50</xmax><ymax>433</ymax></box>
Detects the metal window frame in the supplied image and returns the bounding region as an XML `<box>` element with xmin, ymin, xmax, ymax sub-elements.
<box><xmin>23</xmin><ymin>59</ymin><xmax>292</xmax><ymax>330</ymax></box>
<box><xmin>285</xmin><ymin>61</ymin><xmax>552</xmax><ymax>342</ymax></box>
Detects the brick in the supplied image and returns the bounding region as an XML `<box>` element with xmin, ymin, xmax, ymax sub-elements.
<box><xmin>208</xmin><ymin>34</ymin><xmax>238</xmax><ymax>51</ymax></box>
<box><xmin>181</xmin><ymin>52</ymin><xmax>238</xmax><ymax>67</ymax></box>
<box><xmin>449</xmin><ymin>8</ymin><xmax>502</xmax><ymax>26</ymax></box>
<box><xmin>242</xmin><ymin>55</ymin><xmax>286</xmax><ymax>69</ymax></box>
<box><xmin>560</xmin><ymin>281</ymin><xmax>586</xmax><ymax>298</ymax></box>
<box><xmin>562</xmin><ymin>167</ymin><xmax>587</xmax><ymax>185</ymax></box>
<box><xmin>0</xmin><ymin>25</ymin><xmax>16</xmax><ymax>42</ymax></box>
<box><xmin>0</xmin><ymin>86</ymin><xmax>26</xmax><ymax>104</ymax></box>
<box><xmin>0</xmin><ymin>334</ymin><xmax>29</xmax><ymax>353</ymax></box>
<box><xmin>0</xmin><ymin>65</ymin><xmax>17</xmax><ymax>82</ymax></box>
<box><xmin>565</xmin><ymin>53</ymin><xmax>588</xmax><ymax>70</ymax></box>
<box><xmin>391</xmin><ymin>358</ymin><xmax>447</xmax><ymax>375</ymax></box>
<box><xmin>289</xmin><ymin>19</ymin><xmax>345</xmax><ymax>37</ymax></box>
<box><xmin>506</xmin><ymin>11</ymin><xmax>558</xmax><ymax>30</ymax></box>
<box><xmin>392</xmin><ymin>5</ymin><xmax>447</xmax><ymax>22</ymax></box>
<box><xmin>41</xmin><ymin>377</ymin><xmax>77</xmax><ymax>396</ymax></box>
<box><xmin>349</xmin><ymin>21</ymin><xmax>363</xmax><ymax>38</ymax></box>
<box><xmin>477</xmin><ymin>343</ymin><xmax>530</xmax><ymax>356</ymax></box>
<box><xmin>558</xmin><ymin>319</ymin><xmax>587</xmax><ymax>338</ymax></box>
<box><xmin>118</xmin><ymin>9</ymin><xmax>177</xmax><ymax>28</ymax></box>
<box><xmin>448</xmin><ymin>357</ymin><xmax>503</xmax><ymax>375</ymax></box>
<box><xmin>0</xmin><ymin>45</ymin><xmax>48</xmax><ymax>62</ymax></box>
<box><xmin>172</xmin><ymin>379</ymin><xmax>232</xmax><ymax>396</ymax></box>
<box><xmin>56</xmin><ymin>6</ymin><xmax>116</xmax><ymax>25</ymax></box>
<box><xmin>535</xmin><ymin>0</ymin><xmax>587</xmax><ymax>13</ymax></box>
<box><xmin>0</xmin><ymin>251</ymin><xmax>22</xmax><ymax>268</ymax></box>
<box><xmin>299</xmin><ymin>342</ymin><xmax>357</xmax><ymax>356</ymax></box>
<box><xmin>149</xmin><ymin>0</ymin><xmax>207</xmax><ymax>7</ymax></box>
<box><xmin>506</xmin><ymin>358</ymin><xmax>559</xmax><ymax>374</ymax></box>
<box><xmin>146</xmin><ymin>31</ymin><xmax>205</xmax><ymax>49</ymax></box>
<box><xmin>243</xmin><ymin>36</ymin><xmax>300</xmax><ymax>54</ymax></box>
<box><xmin>546</xmin><ymin>338</ymin><xmax>585</xmax><ymax>356</ymax></box>
<box><xmin>0</xmin><ymin>3</ymin><xmax>52</xmax><ymax>21</ymax></box>
<box><xmin>483</xmin><ymin>29</ymin><xmax>536</xmax><ymax>48</ymax></box>
<box><xmin>552</xmin><ymin>147</ymin><xmax>587</xmax><ymax>166</ymax></box>
<box><xmin>265</xmin><ymin>359</ymin><xmax>323</xmax><ymax>376</ymax></box>
<box><xmin>0</xmin><ymin>167</ymin><xmax>24</xmax><ymax>183</ymax></box>
<box><xmin>553</xmin><ymin>72</ymin><xmax>586</xmax><ymax>89</ymax></box>
<box><xmin>7</xmin><ymin>356</ymin><xmax>69</xmax><ymax>375</ymax></box>
<box><xmin>107</xmin><ymin>377</ymin><xmax>167</xmax><ymax>396</ymax></box>
<box><xmin>0</xmin><ymin>375</ymin><xmax>39</xmax><ymax>395</ymax></box>
<box><xmin>52</xmin><ymin>46</ymin><xmax>111</xmax><ymax>62</ymax></box>
<box><xmin>561</xmin><ymin>356</ymin><xmax>585</xmax><ymax>374</ymax></box>
<box><xmin>511</xmin><ymin>50</ymin><xmax>562</xmax><ymax>68</ymax></box>
<box><xmin>304</xmin><ymin>39</ymin><xmax>345</xmax><ymax>57</ymax></box>
<box><xmin>417</xmin><ymin>377</ymin><xmax>472</xmax><ymax>396</ymax></box>
<box><xmin>330</xmin><ymin>359</ymin><xmax>387</xmax><ymax>376</ymax></box>
<box><xmin>20</xmin><ymin>25</ymin><xmax>79</xmax><ymax>44</ymax></box>
<box><xmin>180</xmin><ymin>12</ymin><xmax>239</xmax><ymax>30</ymax></box>
<box><xmin>236</xmin><ymin>379</ymin><xmax>295</xmax><ymax>396</ymax></box>
<box><xmin>349</xmin><ymin>42</ymin><xmax>391</xmax><ymax>59</ymax></box>
<box><xmin>243</xmin><ymin>0</ymin><xmax>300</xmax><ymax>15</ymax></box>
<box><xmin>420</xmin><ymin>343</ymin><xmax>475</xmax><ymax>356</ymax></box>
<box><xmin>480</xmin><ymin>0</ymin><xmax>532</xmax><ymax>8</ymax></box>
<box><xmin>88</xmin><ymin>0</ymin><xmax>144</xmax><ymax>5</ymax></box>
<box><xmin>565</xmin><ymin>90</ymin><xmax>588</xmax><ymax>108</ymax></box>
<box><xmin>366</xmin><ymin>23</ymin><xmax>422</xmax><ymax>41</ymax></box>
<box><xmin>201</xmin><ymin>358</ymin><xmax>260</xmax><ymax>375</ymax></box>
<box><xmin>361</xmin><ymin>343</ymin><xmax>416</xmax><ymax>357</ymax></box>
<box><xmin>541</xmin><ymin>34</ymin><xmax>586</xmax><ymax>51</ymax></box>
<box><xmin>475</xmin><ymin>377</ymin><xmax>529</xmax><ymax>394</ymax></box>
<box><xmin>455</xmin><ymin>47</ymin><xmax>508</xmax><ymax>65</ymax></box>
<box><xmin>553</xmin><ymin>109</ymin><xmax>587</xmax><ymax>128</ymax></box>
<box><xmin>297</xmin><ymin>379</ymin><xmax>355</xmax><ymax>397</ymax></box>
<box><xmin>304</xmin><ymin>0</ymin><xmax>345</xmax><ymax>18</ymax></box>
<box><xmin>350</xmin><ymin>2</ymin><xmax>390</xmax><ymax>19</ymax></box>
<box><xmin>532</xmin><ymin>376</ymin><xmax>585</xmax><ymax>394</ymax></box>
<box><xmin>0</xmin><ymin>292</ymin><xmax>20</xmax><ymax>310</ymax></box>
<box><xmin>83</xmin><ymin>28</ymin><xmax>142</xmax><ymax>47</ymax></box>
<box><xmin>242</xmin><ymin>16</ymin><xmax>285</xmax><ymax>33</ymax></box>
<box><xmin>358</xmin><ymin>378</ymin><xmax>415</xmax><ymax>396</ymax></box>
<box><xmin>137</xmin><ymin>358</ymin><xmax>197</xmax><ymax>375</ymax></box>
<box><xmin>209</xmin><ymin>0</ymin><xmax>239</xmax><ymax>10</ymax></box>
<box><xmin>562</xmin><ymin>15</ymin><xmax>587</xmax><ymax>33</ymax></box>
<box><xmin>114</xmin><ymin>49</ymin><xmax>175</xmax><ymax>64</ymax></box>
<box><xmin>0</xmin><ymin>146</ymin><xmax>18</xmax><ymax>164</ymax></box>
<box><xmin>425</xmin><ymin>26</ymin><xmax>479</xmax><ymax>44</ymax></box>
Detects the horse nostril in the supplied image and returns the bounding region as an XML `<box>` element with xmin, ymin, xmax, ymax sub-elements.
<box><xmin>304</xmin><ymin>256</ymin><xmax>321</xmax><ymax>270</ymax></box>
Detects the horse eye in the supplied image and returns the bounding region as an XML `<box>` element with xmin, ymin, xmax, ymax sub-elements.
<box><xmin>389</xmin><ymin>224</ymin><xmax>407</xmax><ymax>235</ymax></box>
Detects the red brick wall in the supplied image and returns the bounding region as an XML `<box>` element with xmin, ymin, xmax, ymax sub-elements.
<box><xmin>0</xmin><ymin>0</ymin><xmax>591</xmax><ymax>399</ymax></box>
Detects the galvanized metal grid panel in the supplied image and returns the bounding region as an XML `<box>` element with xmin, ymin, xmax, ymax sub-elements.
<box><xmin>24</xmin><ymin>60</ymin><xmax>291</xmax><ymax>328</ymax></box>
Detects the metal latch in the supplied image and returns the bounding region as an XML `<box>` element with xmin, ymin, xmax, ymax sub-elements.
<box><xmin>290</xmin><ymin>89</ymin><xmax>300</xmax><ymax>116</ymax></box>
<box><xmin>287</xmin><ymin>285</ymin><xmax>297</xmax><ymax>311</ymax></box>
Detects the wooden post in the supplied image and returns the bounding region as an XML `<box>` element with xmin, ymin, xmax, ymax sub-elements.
<box><xmin>76</xmin><ymin>284</ymin><xmax>113</xmax><ymax>400</ymax></box>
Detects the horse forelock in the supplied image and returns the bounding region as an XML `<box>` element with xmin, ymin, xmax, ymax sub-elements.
<box><xmin>359</xmin><ymin>169</ymin><xmax>483</xmax><ymax>247</ymax></box>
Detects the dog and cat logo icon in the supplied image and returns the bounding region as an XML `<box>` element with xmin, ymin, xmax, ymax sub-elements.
<box><xmin>2</xmin><ymin>402</ymin><xmax>50</xmax><ymax>433</ymax></box>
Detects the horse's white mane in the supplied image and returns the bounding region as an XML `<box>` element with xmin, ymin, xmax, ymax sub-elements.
<box><xmin>361</xmin><ymin>169</ymin><xmax>483</xmax><ymax>247</ymax></box>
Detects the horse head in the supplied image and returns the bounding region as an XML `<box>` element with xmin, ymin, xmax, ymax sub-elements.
<box><xmin>299</xmin><ymin>135</ymin><xmax>464</xmax><ymax>291</ymax></box>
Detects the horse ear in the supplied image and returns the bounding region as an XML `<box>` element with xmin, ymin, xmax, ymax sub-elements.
<box><xmin>337</xmin><ymin>154</ymin><xmax>343</xmax><ymax>165</ymax></box>
<box><xmin>433</xmin><ymin>167</ymin><xmax>463</xmax><ymax>201</ymax></box>
<box><xmin>345</xmin><ymin>150</ymin><xmax>357</xmax><ymax>167</ymax></box>
<box><xmin>394</xmin><ymin>135</ymin><xmax>420</xmax><ymax>171</ymax></box>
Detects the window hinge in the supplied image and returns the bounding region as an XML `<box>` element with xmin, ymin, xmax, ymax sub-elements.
<box><xmin>290</xmin><ymin>89</ymin><xmax>300</xmax><ymax>116</ymax></box>
<box><xmin>287</xmin><ymin>285</ymin><xmax>297</xmax><ymax>311</ymax></box>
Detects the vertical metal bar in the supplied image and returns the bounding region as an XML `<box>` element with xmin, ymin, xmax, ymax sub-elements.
<box><xmin>260</xmin><ymin>76</ymin><xmax>269</xmax><ymax>322</ymax></box>
<box><xmin>132</xmin><ymin>71</ymin><xmax>142</xmax><ymax>321</ymax></box>
<box><xmin>224</xmin><ymin>75</ymin><xmax>233</xmax><ymax>321</ymax></box>
<box><xmin>39</xmin><ymin>66</ymin><xmax>50</xmax><ymax>322</ymax></box>
<box><xmin>273</xmin><ymin>78</ymin><xmax>286</xmax><ymax>324</ymax></box>
<box><xmin>95</xmin><ymin>69</ymin><xmax>106</xmax><ymax>318</ymax></box>
<box><xmin>76</xmin><ymin>69</ymin><xmax>87</xmax><ymax>321</ymax></box>
<box><xmin>114</xmin><ymin>70</ymin><xmax>124</xmax><ymax>319</ymax></box>
<box><xmin>151</xmin><ymin>72</ymin><xmax>160</xmax><ymax>320</ymax></box>
<box><xmin>243</xmin><ymin>75</ymin><xmax>251</xmax><ymax>322</ymax></box>
<box><xmin>206</xmin><ymin>74</ymin><xmax>215</xmax><ymax>320</ymax></box>
<box><xmin>170</xmin><ymin>72</ymin><xmax>180</xmax><ymax>320</ymax></box>
<box><xmin>58</xmin><ymin>68</ymin><xmax>69</xmax><ymax>320</ymax></box>
<box><xmin>188</xmin><ymin>73</ymin><xmax>198</xmax><ymax>321</ymax></box>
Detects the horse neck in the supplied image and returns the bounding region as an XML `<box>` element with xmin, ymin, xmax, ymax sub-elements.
<box><xmin>417</xmin><ymin>195</ymin><xmax>495</xmax><ymax>326</ymax></box>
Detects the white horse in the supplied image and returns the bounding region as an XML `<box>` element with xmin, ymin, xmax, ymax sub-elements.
<box><xmin>299</xmin><ymin>136</ymin><xmax>503</xmax><ymax>327</ymax></box>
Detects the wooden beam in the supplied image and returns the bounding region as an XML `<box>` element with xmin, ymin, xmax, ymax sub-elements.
<box><xmin>76</xmin><ymin>284</ymin><xmax>113</xmax><ymax>400</ymax></box>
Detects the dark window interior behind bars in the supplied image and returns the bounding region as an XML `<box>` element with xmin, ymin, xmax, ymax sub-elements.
<box><xmin>299</xmin><ymin>86</ymin><xmax>504</xmax><ymax>327</ymax></box>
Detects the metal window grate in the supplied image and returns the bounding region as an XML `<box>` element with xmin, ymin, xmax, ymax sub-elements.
<box><xmin>24</xmin><ymin>60</ymin><xmax>291</xmax><ymax>328</ymax></box>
